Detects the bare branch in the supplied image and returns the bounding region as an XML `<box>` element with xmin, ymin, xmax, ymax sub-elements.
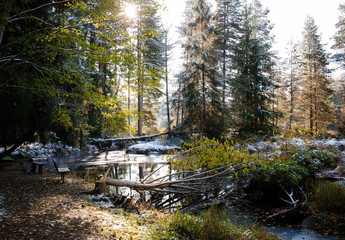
<box><xmin>268</xmin><ymin>186</ymin><xmax>308</xmax><ymax>220</ymax></box>
<box><xmin>9</xmin><ymin>16</ymin><xmax>55</xmax><ymax>27</ymax></box>
<box><xmin>280</xmin><ymin>188</ymin><xmax>299</xmax><ymax>207</ymax></box>
<box><xmin>7</xmin><ymin>0</ymin><xmax>71</xmax><ymax>21</ymax></box>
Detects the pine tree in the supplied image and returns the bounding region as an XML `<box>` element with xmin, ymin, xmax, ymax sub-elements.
<box><xmin>213</xmin><ymin>0</ymin><xmax>243</xmax><ymax>127</ymax></box>
<box><xmin>300</xmin><ymin>16</ymin><xmax>333</xmax><ymax>132</ymax></box>
<box><xmin>178</xmin><ymin>0</ymin><xmax>225</xmax><ymax>138</ymax></box>
<box><xmin>162</xmin><ymin>26</ymin><xmax>175</xmax><ymax>135</ymax></box>
<box><xmin>230</xmin><ymin>0</ymin><xmax>278</xmax><ymax>137</ymax></box>
<box><xmin>281</xmin><ymin>39</ymin><xmax>302</xmax><ymax>130</ymax></box>
<box><xmin>332</xmin><ymin>4</ymin><xmax>345</xmax><ymax>134</ymax></box>
<box><xmin>134</xmin><ymin>0</ymin><xmax>164</xmax><ymax>135</ymax></box>
<box><xmin>270</xmin><ymin>65</ymin><xmax>285</xmax><ymax>130</ymax></box>
<box><xmin>333</xmin><ymin>4</ymin><xmax>345</xmax><ymax>68</ymax></box>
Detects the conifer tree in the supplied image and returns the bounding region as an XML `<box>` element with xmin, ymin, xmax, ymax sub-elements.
<box><xmin>333</xmin><ymin>4</ymin><xmax>345</xmax><ymax>68</ymax></box>
<box><xmin>333</xmin><ymin>4</ymin><xmax>345</xmax><ymax>134</ymax></box>
<box><xmin>213</xmin><ymin>0</ymin><xmax>243</xmax><ymax>127</ymax></box>
<box><xmin>230</xmin><ymin>0</ymin><xmax>278</xmax><ymax>137</ymax></box>
<box><xmin>178</xmin><ymin>0</ymin><xmax>224</xmax><ymax>138</ymax></box>
<box><xmin>134</xmin><ymin>0</ymin><xmax>164</xmax><ymax>135</ymax></box>
<box><xmin>300</xmin><ymin>16</ymin><xmax>333</xmax><ymax>132</ymax></box>
<box><xmin>281</xmin><ymin>39</ymin><xmax>302</xmax><ymax>130</ymax></box>
<box><xmin>162</xmin><ymin>27</ymin><xmax>175</xmax><ymax>135</ymax></box>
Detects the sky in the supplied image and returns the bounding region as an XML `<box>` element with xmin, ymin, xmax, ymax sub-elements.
<box><xmin>160</xmin><ymin>0</ymin><xmax>344</xmax><ymax>76</ymax></box>
<box><xmin>260</xmin><ymin>0</ymin><xmax>343</xmax><ymax>54</ymax></box>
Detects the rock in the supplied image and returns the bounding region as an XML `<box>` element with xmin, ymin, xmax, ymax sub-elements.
<box><xmin>301</xmin><ymin>215</ymin><xmax>323</xmax><ymax>229</ymax></box>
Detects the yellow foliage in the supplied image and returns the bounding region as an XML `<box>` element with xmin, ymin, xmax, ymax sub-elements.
<box><xmin>168</xmin><ymin>138</ymin><xmax>254</xmax><ymax>172</ymax></box>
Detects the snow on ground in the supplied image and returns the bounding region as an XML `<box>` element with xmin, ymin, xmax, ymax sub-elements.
<box><xmin>0</xmin><ymin>196</ymin><xmax>7</xmax><ymax>221</ymax></box>
<box><xmin>9</xmin><ymin>142</ymin><xmax>80</xmax><ymax>159</ymax></box>
<box><xmin>245</xmin><ymin>138</ymin><xmax>345</xmax><ymax>156</ymax></box>
<box><xmin>87</xmin><ymin>194</ymin><xmax>114</xmax><ymax>209</ymax></box>
<box><xmin>127</xmin><ymin>140</ymin><xmax>181</xmax><ymax>154</ymax></box>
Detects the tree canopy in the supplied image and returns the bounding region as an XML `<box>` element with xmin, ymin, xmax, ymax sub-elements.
<box><xmin>1</xmin><ymin>0</ymin><xmax>345</xmax><ymax>157</ymax></box>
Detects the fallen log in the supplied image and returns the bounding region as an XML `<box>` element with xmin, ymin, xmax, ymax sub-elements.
<box><xmin>86</xmin><ymin>149</ymin><xmax>256</xmax><ymax>209</ymax></box>
<box><xmin>87</xmin><ymin>162</ymin><xmax>240</xmax><ymax>209</ymax></box>
<box><xmin>90</xmin><ymin>174</ymin><xmax>223</xmax><ymax>195</ymax></box>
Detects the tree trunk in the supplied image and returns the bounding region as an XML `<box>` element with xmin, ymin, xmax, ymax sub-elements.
<box><xmin>127</xmin><ymin>71</ymin><xmax>131</xmax><ymax>131</ymax></box>
<box><xmin>88</xmin><ymin>175</ymin><xmax>175</xmax><ymax>194</ymax></box>
<box><xmin>176</xmin><ymin>82</ymin><xmax>181</xmax><ymax>125</ymax></box>
<box><xmin>0</xmin><ymin>129</ymin><xmax>35</xmax><ymax>160</ymax></box>
<box><xmin>138</xmin><ymin>89</ymin><xmax>143</xmax><ymax>135</ymax></box>
<box><xmin>164</xmin><ymin>31</ymin><xmax>171</xmax><ymax>136</ymax></box>
<box><xmin>137</xmin><ymin>10</ymin><xmax>143</xmax><ymax>136</ymax></box>
<box><xmin>0</xmin><ymin>1</ymin><xmax>12</xmax><ymax>47</ymax></box>
<box><xmin>0</xmin><ymin>25</ymin><xmax>5</xmax><ymax>47</ymax></box>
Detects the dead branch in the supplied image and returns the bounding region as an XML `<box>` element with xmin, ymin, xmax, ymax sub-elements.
<box><xmin>267</xmin><ymin>186</ymin><xmax>308</xmax><ymax>220</ymax></box>
<box><xmin>87</xmin><ymin>154</ymin><xmax>256</xmax><ymax>209</ymax></box>
<box><xmin>280</xmin><ymin>188</ymin><xmax>299</xmax><ymax>207</ymax></box>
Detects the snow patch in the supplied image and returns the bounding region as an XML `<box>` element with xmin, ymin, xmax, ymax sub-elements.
<box><xmin>0</xmin><ymin>196</ymin><xmax>7</xmax><ymax>221</ymax></box>
<box><xmin>244</xmin><ymin>138</ymin><xmax>345</xmax><ymax>155</ymax></box>
<box><xmin>9</xmin><ymin>142</ymin><xmax>80</xmax><ymax>159</ymax></box>
<box><xmin>128</xmin><ymin>140</ymin><xmax>181</xmax><ymax>154</ymax></box>
<box><xmin>88</xmin><ymin>194</ymin><xmax>114</xmax><ymax>209</ymax></box>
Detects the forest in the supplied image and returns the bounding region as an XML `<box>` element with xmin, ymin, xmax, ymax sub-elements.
<box><xmin>1</xmin><ymin>0</ymin><xmax>345</xmax><ymax>152</ymax></box>
<box><xmin>2</xmin><ymin>0</ymin><xmax>345</xmax><ymax>239</ymax></box>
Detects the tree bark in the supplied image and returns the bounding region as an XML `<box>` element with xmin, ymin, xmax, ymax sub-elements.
<box><xmin>164</xmin><ymin>30</ymin><xmax>171</xmax><ymax>136</ymax></box>
<box><xmin>137</xmin><ymin>6</ymin><xmax>143</xmax><ymax>136</ymax></box>
<box><xmin>0</xmin><ymin>129</ymin><xmax>35</xmax><ymax>160</ymax></box>
<box><xmin>0</xmin><ymin>2</ymin><xmax>11</xmax><ymax>47</ymax></box>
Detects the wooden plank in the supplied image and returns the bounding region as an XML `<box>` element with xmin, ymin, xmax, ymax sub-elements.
<box><xmin>30</xmin><ymin>157</ymin><xmax>48</xmax><ymax>174</ymax></box>
<box><xmin>31</xmin><ymin>157</ymin><xmax>48</xmax><ymax>163</ymax></box>
<box><xmin>89</xmin><ymin>131</ymin><xmax>194</xmax><ymax>145</ymax></box>
<box><xmin>57</xmin><ymin>167</ymin><xmax>70</xmax><ymax>173</ymax></box>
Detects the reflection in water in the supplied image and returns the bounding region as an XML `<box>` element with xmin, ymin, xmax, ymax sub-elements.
<box><xmin>43</xmin><ymin>149</ymin><xmax>169</xmax><ymax>199</ymax></box>
<box><xmin>107</xmin><ymin>162</ymin><xmax>170</xmax><ymax>198</ymax></box>
<box><xmin>42</xmin><ymin>149</ymin><xmax>167</xmax><ymax>170</ymax></box>
<box><xmin>226</xmin><ymin>207</ymin><xmax>337</xmax><ymax>240</ymax></box>
<box><xmin>40</xmin><ymin>149</ymin><xmax>342</xmax><ymax>240</ymax></box>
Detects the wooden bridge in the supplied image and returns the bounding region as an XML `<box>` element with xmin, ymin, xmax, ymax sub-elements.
<box><xmin>89</xmin><ymin>131</ymin><xmax>189</xmax><ymax>150</ymax></box>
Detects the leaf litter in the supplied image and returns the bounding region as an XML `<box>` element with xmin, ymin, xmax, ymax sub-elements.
<box><xmin>0</xmin><ymin>170</ymin><xmax>168</xmax><ymax>239</ymax></box>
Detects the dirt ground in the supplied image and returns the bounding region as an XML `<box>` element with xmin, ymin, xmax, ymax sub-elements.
<box><xmin>0</xmin><ymin>170</ymin><xmax>165</xmax><ymax>240</ymax></box>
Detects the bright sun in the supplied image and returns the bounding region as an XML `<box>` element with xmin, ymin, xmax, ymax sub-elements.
<box><xmin>124</xmin><ymin>3</ymin><xmax>137</xmax><ymax>19</ymax></box>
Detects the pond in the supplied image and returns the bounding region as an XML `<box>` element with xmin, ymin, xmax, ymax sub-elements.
<box><xmin>32</xmin><ymin>149</ymin><xmax>344</xmax><ymax>240</ymax></box>
<box><xmin>36</xmin><ymin>149</ymin><xmax>170</xmax><ymax>197</ymax></box>
<box><xmin>226</xmin><ymin>203</ymin><xmax>339</xmax><ymax>240</ymax></box>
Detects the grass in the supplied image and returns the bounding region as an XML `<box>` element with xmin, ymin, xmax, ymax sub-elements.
<box><xmin>311</xmin><ymin>181</ymin><xmax>345</xmax><ymax>214</ymax></box>
<box><xmin>152</xmin><ymin>207</ymin><xmax>279</xmax><ymax>240</ymax></box>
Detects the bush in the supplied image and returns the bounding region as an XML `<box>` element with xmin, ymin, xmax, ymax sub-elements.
<box><xmin>159</xmin><ymin>207</ymin><xmax>278</xmax><ymax>240</ymax></box>
<box><xmin>311</xmin><ymin>181</ymin><xmax>345</xmax><ymax>214</ymax></box>
<box><xmin>168</xmin><ymin>137</ymin><xmax>254</xmax><ymax>172</ymax></box>
<box><xmin>169</xmin><ymin>138</ymin><xmax>340</xmax><ymax>194</ymax></box>
<box><xmin>248</xmin><ymin>145</ymin><xmax>338</xmax><ymax>188</ymax></box>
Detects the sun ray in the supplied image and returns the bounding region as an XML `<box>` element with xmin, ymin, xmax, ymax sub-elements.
<box><xmin>124</xmin><ymin>3</ymin><xmax>137</xmax><ymax>19</ymax></box>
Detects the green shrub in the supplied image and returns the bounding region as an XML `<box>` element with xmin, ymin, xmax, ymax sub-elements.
<box><xmin>311</xmin><ymin>181</ymin><xmax>345</xmax><ymax>214</ymax></box>
<box><xmin>248</xmin><ymin>158</ymin><xmax>308</xmax><ymax>187</ymax></box>
<box><xmin>248</xmin><ymin>146</ymin><xmax>339</xmax><ymax>188</ymax></box>
<box><xmin>162</xmin><ymin>208</ymin><xmax>278</xmax><ymax>240</ymax></box>
<box><xmin>169</xmin><ymin>138</ymin><xmax>340</xmax><ymax>191</ymax></box>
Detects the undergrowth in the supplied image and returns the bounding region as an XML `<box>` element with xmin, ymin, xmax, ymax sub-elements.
<box><xmin>310</xmin><ymin>181</ymin><xmax>345</xmax><ymax>214</ymax></box>
<box><xmin>152</xmin><ymin>207</ymin><xmax>279</xmax><ymax>240</ymax></box>
<box><xmin>168</xmin><ymin>137</ymin><xmax>340</xmax><ymax>189</ymax></box>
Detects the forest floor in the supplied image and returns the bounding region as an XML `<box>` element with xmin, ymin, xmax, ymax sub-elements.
<box><xmin>0</xmin><ymin>170</ymin><xmax>168</xmax><ymax>240</ymax></box>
